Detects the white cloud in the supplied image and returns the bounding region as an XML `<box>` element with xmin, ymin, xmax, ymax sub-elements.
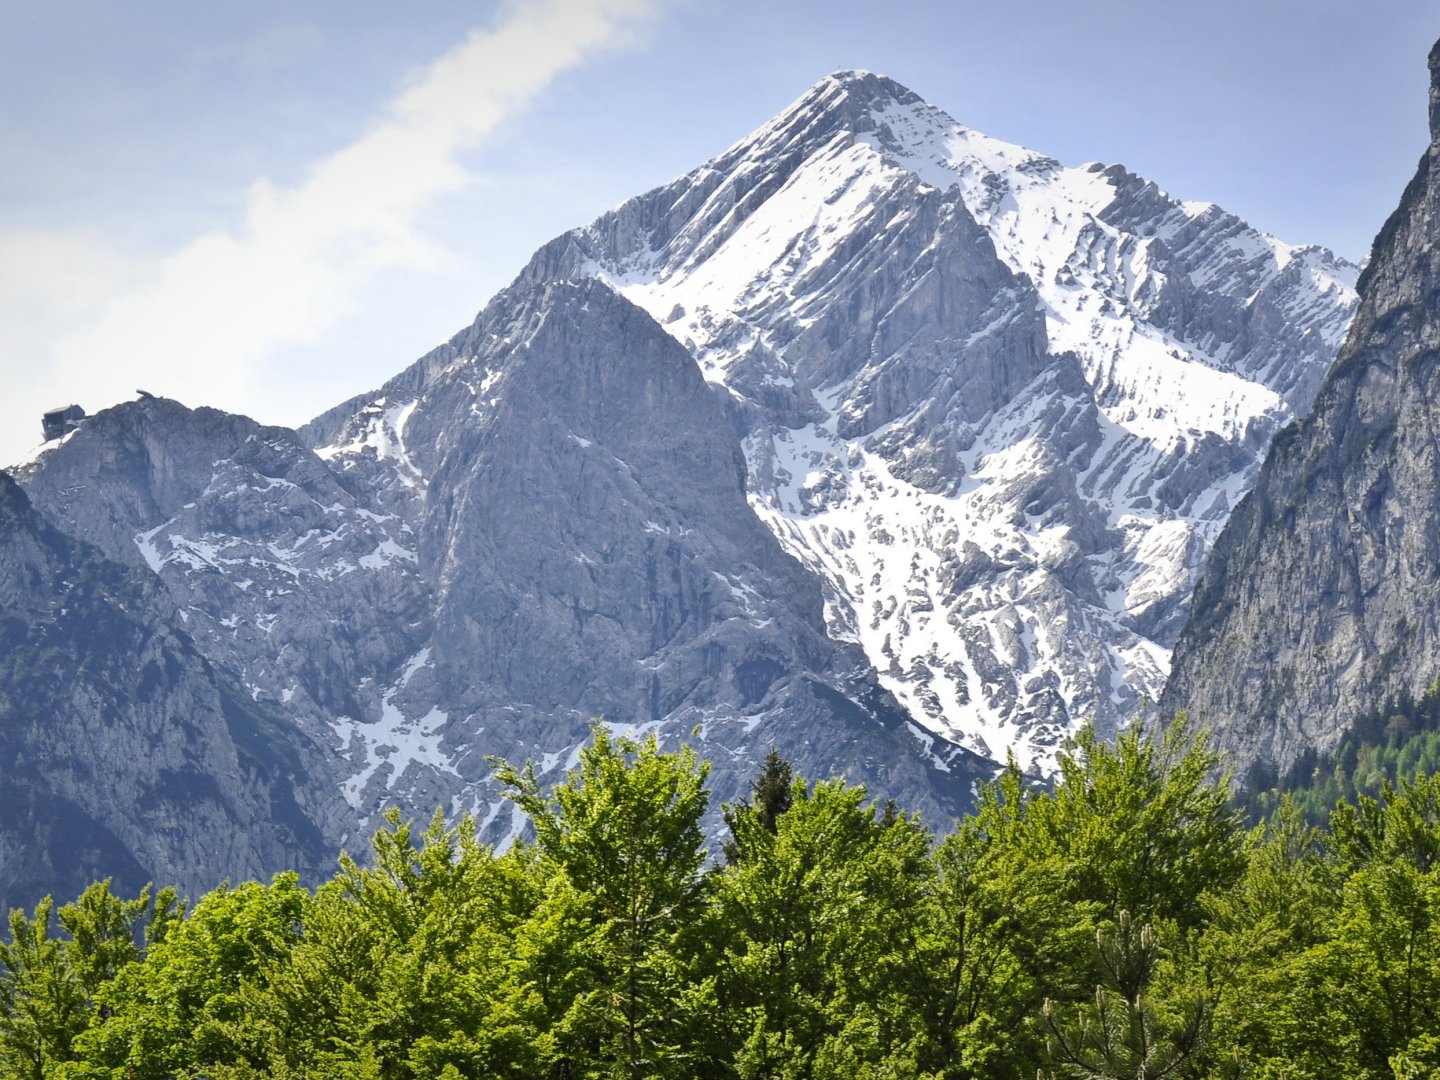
<box><xmin>0</xmin><ymin>228</ymin><xmax>144</xmax><ymax>453</ymax></box>
<box><xmin>2</xmin><ymin>0</ymin><xmax>667</xmax><ymax>466</ymax></box>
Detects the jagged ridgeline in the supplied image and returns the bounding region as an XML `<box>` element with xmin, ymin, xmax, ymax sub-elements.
<box><xmin>1162</xmin><ymin>40</ymin><xmax>1440</xmax><ymax>780</ymax></box>
<box><xmin>6</xmin><ymin>64</ymin><xmax>1355</xmax><ymax>906</ymax></box>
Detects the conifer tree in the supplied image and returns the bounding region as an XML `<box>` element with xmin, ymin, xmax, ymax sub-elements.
<box><xmin>1040</xmin><ymin>911</ymin><xmax>1209</xmax><ymax>1080</ymax></box>
<box><xmin>722</xmin><ymin>747</ymin><xmax>795</xmax><ymax>864</ymax></box>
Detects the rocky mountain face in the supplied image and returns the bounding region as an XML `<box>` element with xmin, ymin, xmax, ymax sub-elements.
<box><xmin>13</xmin><ymin>398</ymin><xmax>436</xmax><ymax>818</ymax></box>
<box><xmin>1162</xmin><ymin>42</ymin><xmax>1440</xmax><ymax>776</ymax></box>
<box><xmin>0</xmin><ymin>471</ymin><xmax>340</xmax><ymax>911</ymax></box>
<box><xmin>540</xmin><ymin>71</ymin><xmax>1357</xmax><ymax>769</ymax></box>
<box><xmin>6</xmin><ymin>70</ymin><xmax>1359</xmax><ymax>896</ymax></box>
<box><xmin>16</xmin><ymin>278</ymin><xmax>992</xmax><ymax>853</ymax></box>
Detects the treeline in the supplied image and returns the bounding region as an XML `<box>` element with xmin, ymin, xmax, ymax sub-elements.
<box><xmin>4</xmin><ymin>723</ymin><xmax>1440</xmax><ymax>1078</ymax></box>
<box><xmin>1244</xmin><ymin>677</ymin><xmax>1440</xmax><ymax>826</ymax></box>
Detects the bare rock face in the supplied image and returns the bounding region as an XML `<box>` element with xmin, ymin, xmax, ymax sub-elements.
<box><xmin>1162</xmin><ymin>40</ymin><xmax>1440</xmax><ymax>775</ymax></box>
<box><xmin>18</xmin><ymin>279</ymin><xmax>991</xmax><ymax>854</ymax></box>
<box><xmin>12</xmin><ymin>399</ymin><xmax>431</xmax><ymax>779</ymax></box>
<box><xmin>0</xmin><ymin>472</ymin><xmax>341</xmax><ymax>911</ymax></box>
<box><xmin>318</xmin><ymin>277</ymin><xmax>993</xmax><ymax>831</ymax></box>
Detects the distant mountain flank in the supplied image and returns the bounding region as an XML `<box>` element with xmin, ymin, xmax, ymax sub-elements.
<box><xmin>0</xmin><ymin>471</ymin><xmax>341</xmax><ymax>912</ymax></box>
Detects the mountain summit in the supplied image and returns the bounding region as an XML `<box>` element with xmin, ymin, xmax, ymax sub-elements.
<box><xmin>531</xmin><ymin>70</ymin><xmax>1358</xmax><ymax>769</ymax></box>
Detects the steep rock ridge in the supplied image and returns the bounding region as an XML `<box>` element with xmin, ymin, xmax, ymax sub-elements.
<box><xmin>13</xmin><ymin>398</ymin><xmax>431</xmax><ymax>805</ymax></box>
<box><xmin>310</xmin><ymin>277</ymin><xmax>993</xmax><ymax>829</ymax></box>
<box><xmin>0</xmin><ymin>472</ymin><xmax>339</xmax><ymax>911</ymax></box>
<box><xmin>513</xmin><ymin>71</ymin><xmax>1356</xmax><ymax>768</ymax></box>
<box><xmin>1163</xmin><ymin>41</ymin><xmax>1440</xmax><ymax>774</ymax></box>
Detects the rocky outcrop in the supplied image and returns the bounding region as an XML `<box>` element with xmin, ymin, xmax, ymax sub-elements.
<box><xmin>13</xmin><ymin>398</ymin><xmax>432</xmax><ymax>781</ymax></box>
<box><xmin>406</xmin><ymin>278</ymin><xmax>990</xmax><ymax>820</ymax></box>
<box><xmin>0</xmin><ymin>472</ymin><xmax>341</xmax><ymax>912</ymax></box>
<box><xmin>1162</xmin><ymin>40</ymin><xmax>1440</xmax><ymax>774</ymax></box>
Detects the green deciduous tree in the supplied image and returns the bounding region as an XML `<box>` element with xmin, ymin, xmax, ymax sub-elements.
<box><xmin>1290</xmin><ymin>775</ymin><xmax>1440</xmax><ymax>1078</ymax></box>
<box><xmin>1200</xmin><ymin>799</ymin><xmax>1340</xmax><ymax>1076</ymax></box>
<box><xmin>0</xmin><ymin>897</ymin><xmax>84</xmax><ymax>1079</ymax></box>
<box><xmin>900</xmin><ymin>767</ymin><xmax>1092</xmax><ymax>1078</ymax></box>
<box><xmin>1024</xmin><ymin>720</ymin><xmax>1245</xmax><ymax>929</ymax></box>
<box><xmin>716</xmin><ymin>773</ymin><xmax>933</xmax><ymax>1077</ymax></box>
<box><xmin>232</xmin><ymin>810</ymin><xmax>549</xmax><ymax>1078</ymax></box>
<box><xmin>498</xmin><ymin>726</ymin><xmax>714</xmax><ymax>1078</ymax></box>
<box><xmin>78</xmin><ymin>872</ymin><xmax>307</xmax><ymax>1076</ymax></box>
<box><xmin>0</xmin><ymin>879</ymin><xmax>173</xmax><ymax>1078</ymax></box>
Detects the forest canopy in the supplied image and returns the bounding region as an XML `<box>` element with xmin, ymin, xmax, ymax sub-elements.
<box><xmin>3</xmin><ymin>721</ymin><xmax>1439</xmax><ymax>1079</ymax></box>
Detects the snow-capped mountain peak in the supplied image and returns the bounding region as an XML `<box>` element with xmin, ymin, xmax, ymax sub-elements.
<box><xmin>530</xmin><ymin>71</ymin><xmax>1359</xmax><ymax>770</ymax></box>
<box><xmin>8</xmin><ymin>70</ymin><xmax>1360</xmax><ymax>882</ymax></box>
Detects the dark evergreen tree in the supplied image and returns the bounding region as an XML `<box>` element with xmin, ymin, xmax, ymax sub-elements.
<box><xmin>722</xmin><ymin>747</ymin><xmax>795</xmax><ymax>864</ymax></box>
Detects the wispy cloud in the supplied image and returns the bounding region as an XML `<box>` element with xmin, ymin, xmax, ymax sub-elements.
<box><xmin>2</xmin><ymin>0</ymin><xmax>668</xmax><ymax>465</ymax></box>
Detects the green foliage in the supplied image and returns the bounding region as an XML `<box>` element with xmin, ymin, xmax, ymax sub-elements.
<box><xmin>716</xmin><ymin>775</ymin><xmax>930</xmax><ymax>1076</ymax></box>
<box><xmin>0</xmin><ymin>880</ymin><xmax>174</xmax><ymax>1078</ymax></box>
<box><xmin>80</xmin><ymin>872</ymin><xmax>307</xmax><ymax>1075</ymax></box>
<box><xmin>722</xmin><ymin>746</ymin><xmax>795</xmax><ymax>865</ymax></box>
<box><xmin>0</xmin><ymin>896</ymin><xmax>86</xmax><ymax>1079</ymax></box>
<box><xmin>1255</xmin><ymin>678</ymin><xmax>1440</xmax><ymax>825</ymax></box>
<box><xmin>1040</xmin><ymin>911</ymin><xmax>1210</xmax><ymax>1080</ymax></box>
<box><xmin>1023</xmin><ymin>719</ymin><xmax>1245</xmax><ymax>928</ymax></box>
<box><xmin>14</xmin><ymin>722</ymin><xmax>1440</xmax><ymax>1077</ymax></box>
<box><xmin>235</xmin><ymin>809</ymin><xmax>549</xmax><ymax>1078</ymax></box>
<box><xmin>900</xmin><ymin>769</ymin><xmax>1092</xmax><ymax>1078</ymax></box>
<box><xmin>496</xmin><ymin>726</ymin><xmax>714</xmax><ymax>1078</ymax></box>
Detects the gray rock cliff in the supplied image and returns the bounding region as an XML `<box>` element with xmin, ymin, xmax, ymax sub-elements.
<box><xmin>0</xmin><ymin>471</ymin><xmax>341</xmax><ymax>911</ymax></box>
<box><xmin>536</xmin><ymin>71</ymin><xmax>1357</xmax><ymax>769</ymax></box>
<box><xmin>310</xmin><ymin>276</ymin><xmax>994</xmax><ymax>832</ymax></box>
<box><xmin>17</xmin><ymin>278</ymin><xmax>992</xmax><ymax>855</ymax></box>
<box><xmin>1162</xmin><ymin>39</ymin><xmax>1440</xmax><ymax>774</ymax></box>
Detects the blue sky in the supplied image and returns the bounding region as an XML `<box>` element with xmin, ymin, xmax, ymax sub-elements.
<box><xmin>0</xmin><ymin>0</ymin><xmax>1434</xmax><ymax>467</ymax></box>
